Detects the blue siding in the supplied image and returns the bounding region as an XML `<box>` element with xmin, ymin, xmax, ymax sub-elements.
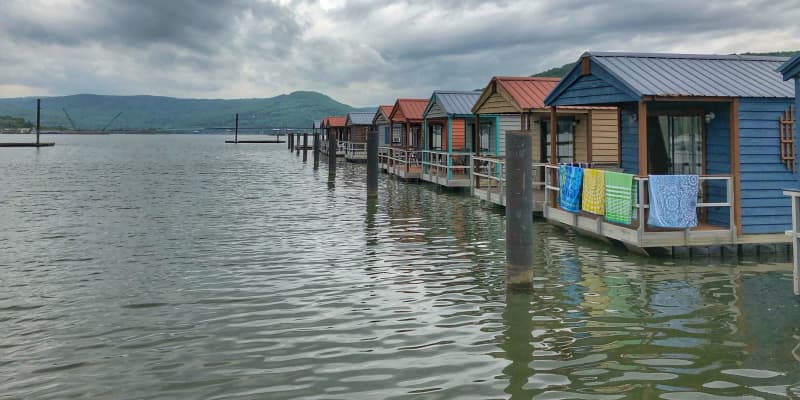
<box><xmin>619</xmin><ymin>105</ymin><xmax>639</xmax><ymax>175</ymax></box>
<box><xmin>739</xmin><ymin>97</ymin><xmax>798</xmax><ymax>234</ymax></box>
<box><xmin>549</xmin><ymin>60</ymin><xmax>639</xmax><ymax>106</ymax></box>
<box><xmin>704</xmin><ymin>104</ymin><xmax>731</xmax><ymax>227</ymax></box>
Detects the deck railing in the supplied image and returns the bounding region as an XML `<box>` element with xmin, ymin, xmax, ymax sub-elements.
<box><xmin>421</xmin><ymin>150</ymin><xmax>472</xmax><ymax>180</ymax></box>
<box><xmin>472</xmin><ymin>156</ymin><xmax>548</xmax><ymax>205</ymax></box>
<box><xmin>385</xmin><ymin>147</ymin><xmax>422</xmax><ymax>171</ymax></box>
<box><xmin>543</xmin><ymin>168</ymin><xmax>735</xmax><ymax>237</ymax></box>
<box><xmin>345</xmin><ymin>142</ymin><xmax>367</xmax><ymax>160</ymax></box>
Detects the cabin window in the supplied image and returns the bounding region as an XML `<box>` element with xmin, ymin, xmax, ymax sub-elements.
<box><xmin>480</xmin><ymin>122</ymin><xmax>493</xmax><ymax>153</ymax></box>
<box><xmin>647</xmin><ymin>115</ymin><xmax>704</xmax><ymax>175</ymax></box>
<box><xmin>542</xmin><ymin>117</ymin><xmax>575</xmax><ymax>163</ymax></box>
<box><xmin>465</xmin><ymin>123</ymin><xmax>474</xmax><ymax>152</ymax></box>
<box><xmin>410</xmin><ymin>126</ymin><xmax>421</xmax><ymax>148</ymax></box>
<box><xmin>431</xmin><ymin>124</ymin><xmax>443</xmax><ymax>150</ymax></box>
<box><xmin>392</xmin><ymin>125</ymin><xmax>403</xmax><ymax>145</ymax></box>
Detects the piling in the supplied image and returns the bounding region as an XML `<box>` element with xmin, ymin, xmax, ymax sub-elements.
<box><xmin>287</xmin><ymin>132</ymin><xmax>292</xmax><ymax>150</ymax></box>
<box><xmin>303</xmin><ymin>133</ymin><xmax>308</xmax><ymax>162</ymax></box>
<box><xmin>328</xmin><ymin>132</ymin><xmax>337</xmax><ymax>177</ymax></box>
<box><xmin>36</xmin><ymin>98</ymin><xmax>41</xmax><ymax>146</ymax></box>
<box><xmin>296</xmin><ymin>134</ymin><xmax>301</xmax><ymax>156</ymax></box>
<box><xmin>313</xmin><ymin>133</ymin><xmax>320</xmax><ymax>169</ymax></box>
<box><xmin>367</xmin><ymin>128</ymin><xmax>379</xmax><ymax>198</ymax></box>
<box><xmin>234</xmin><ymin>113</ymin><xmax>239</xmax><ymax>144</ymax></box>
<box><xmin>505</xmin><ymin>131</ymin><xmax>534</xmax><ymax>286</ymax></box>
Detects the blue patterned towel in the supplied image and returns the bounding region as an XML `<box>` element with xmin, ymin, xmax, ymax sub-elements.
<box><xmin>559</xmin><ymin>165</ymin><xmax>584</xmax><ymax>213</ymax></box>
<box><xmin>647</xmin><ymin>175</ymin><xmax>699</xmax><ymax>228</ymax></box>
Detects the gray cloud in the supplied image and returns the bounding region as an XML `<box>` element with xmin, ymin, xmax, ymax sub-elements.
<box><xmin>0</xmin><ymin>0</ymin><xmax>798</xmax><ymax>105</ymax></box>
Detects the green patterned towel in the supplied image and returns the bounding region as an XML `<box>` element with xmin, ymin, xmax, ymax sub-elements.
<box><xmin>604</xmin><ymin>171</ymin><xmax>636</xmax><ymax>225</ymax></box>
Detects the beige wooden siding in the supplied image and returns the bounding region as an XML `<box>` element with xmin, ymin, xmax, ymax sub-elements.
<box><xmin>351</xmin><ymin>126</ymin><xmax>368</xmax><ymax>143</ymax></box>
<box><xmin>476</xmin><ymin>92</ymin><xmax>518</xmax><ymax>114</ymax></box>
<box><xmin>589</xmin><ymin>109</ymin><xmax>619</xmax><ymax>165</ymax></box>
<box><xmin>574</xmin><ymin>114</ymin><xmax>588</xmax><ymax>162</ymax></box>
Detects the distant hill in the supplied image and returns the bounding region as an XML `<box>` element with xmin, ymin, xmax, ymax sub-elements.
<box><xmin>0</xmin><ymin>91</ymin><xmax>374</xmax><ymax>130</ymax></box>
<box><xmin>533</xmin><ymin>51</ymin><xmax>800</xmax><ymax>78</ymax></box>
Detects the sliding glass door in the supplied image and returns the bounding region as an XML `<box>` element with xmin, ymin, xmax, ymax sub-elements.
<box><xmin>647</xmin><ymin>115</ymin><xmax>703</xmax><ymax>175</ymax></box>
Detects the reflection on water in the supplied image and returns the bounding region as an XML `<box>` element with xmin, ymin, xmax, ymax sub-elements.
<box><xmin>0</xmin><ymin>134</ymin><xmax>799</xmax><ymax>399</ymax></box>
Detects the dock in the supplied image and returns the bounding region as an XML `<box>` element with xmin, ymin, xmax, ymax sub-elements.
<box><xmin>0</xmin><ymin>142</ymin><xmax>55</xmax><ymax>147</ymax></box>
<box><xmin>225</xmin><ymin>139</ymin><xmax>285</xmax><ymax>144</ymax></box>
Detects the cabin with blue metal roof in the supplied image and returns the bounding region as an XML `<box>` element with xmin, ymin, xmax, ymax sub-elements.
<box><xmin>543</xmin><ymin>51</ymin><xmax>796</xmax><ymax>252</ymax></box>
<box><xmin>420</xmin><ymin>90</ymin><xmax>481</xmax><ymax>188</ymax></box>
<box><xmin>344</xmin><ymin>111</ymin><xmax>374</xmax><ymax>162</ymax></box>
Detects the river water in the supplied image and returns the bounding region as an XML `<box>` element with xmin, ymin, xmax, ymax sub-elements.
<box><xmin>1</xmin><ymin>134</ymin><xmax>800</xmax><ymax>399</ymax></box>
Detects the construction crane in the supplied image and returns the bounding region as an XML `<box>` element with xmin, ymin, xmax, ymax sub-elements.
<box><xmin>101</xmin><ymin>112</ymin><xmax>123</xmax><ymax>132</ymax></box>
<box><xmin>61</xmin><ymin>108</ymin><xmax>78</xmax><ymax>130</ymax></box>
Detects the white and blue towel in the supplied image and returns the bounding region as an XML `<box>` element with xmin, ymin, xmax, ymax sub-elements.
<box><xmin>647</xmin><ymin>175</ymin><xmax>699</xmax><ymax>229</ymax></box>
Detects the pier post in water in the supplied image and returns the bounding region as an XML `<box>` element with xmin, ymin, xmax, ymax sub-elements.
<box><xmin>328</xmin><ymin>130</ymin><xmax>337</xmax><ymax>177</ymax></box>
<box><xmin>234</xmin><ymin>113</ymin><xmax>239</xmax><ymax>144</ymax></box>
<box><xmin>36</xmin><ymin>98</ymin><xmax>41</xmax><ymax>146</ymax></box>
<box><xmin>367</xmin><ymin>127</ymin><xmax>378</xmax><ymax>198</ymax></box>
<box><xmin>505</xmin><ymin>131</ymin><xmax>534</xmax><ymax>286</ymax></box>
<box><xmin>296</xmin><ymin>134</ymin><xmax>301</xmax><ymax>155</ymax></box>
<box><xmin>784</xmin><ymin>189</ymin><xmax>800</xmax><ymax>295</ymax></box>
<box><xmin>313</xmin><ymin>133</ymin><xmax>320</xmax><ymax>169</ymax></box>
<box><xmin>303</xmin><ymin>133</ymin><xmax>308</xmax><ymax>162</ymax></box>
<box><xmin>287</xmin><ymin>131</ymin><xmax>292</xmax><ymax>150</ymax></box>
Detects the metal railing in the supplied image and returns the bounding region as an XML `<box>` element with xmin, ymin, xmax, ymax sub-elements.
<box><xmin>472</xmin><ymin>156</ymin><xmax>548</xmax><ymax>205</ymax></box>
<box><xmin>542</xmin><ymin>168</ymin><xmax>735</xmax><ymax>236</ymax></box>
<box><xmin>345</xmin><ymin>142</ymin><xmax>367</xmax><ymax>160</ymax></box>
<box><xmin>421</xmin><ymin>150</ymin><xmax>472</xmax><ymax>180</ymax></box>
<box><xmin>385</xmin><ymin>147</ymin><xmax>422</xmax><ymax>172</ymax></box>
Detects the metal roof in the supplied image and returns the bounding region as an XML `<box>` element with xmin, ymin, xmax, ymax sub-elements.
<box><xmin>372</xmin><ymin>105</ymin><xmax>393</xmax><ymax>124</ymax></box>
<box><xmin>496</xmin><ymin>77</ymin><xmax>561</xmax><ymax>109</ymax></box>
<box><xmin>346</xmin><ymin>112</ymin><xmax>374</xmax><ymax>125</ymax></box>
<box><xmin>778</xmin><ymin>53</ymin><xmax>800</xmax><ymax>80</ymax></box>
<box><xmin>313</xmin><ymin>120</ymin><xmax>322</xmax><ymax>129</ymax></box>
<box><xmin>389</xmin><ymin>99</ymin><xmax>428</xmax><ymax>122</ymax></box>
<box><xmin>587</xmin><ymin>51</ymin><xmax>794</xmax><ymax>98</ymax></box>
<box><xmin>327</xmin><ymin>116</ymin><xmax>346</xmax><ymax>128</ymax></box>
<box><xmin>430</xmin><ymin>90</ymin><xmax>481</xmax><ymax>115</ymax></box>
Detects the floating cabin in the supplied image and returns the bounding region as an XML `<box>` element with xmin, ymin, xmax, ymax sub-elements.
<box><xmin>385</xmin><ymin>99</ymin><xmax>429</xmax><ymax>180</ymax></box>
<box><xmin>373</xmin><ymin>105</ymin><xmax>394</xmax><ymax>171</ymax></box>
<box><xmin>323</xmin><ymin>116</ymin><xmax>346</xmax><ymax>157</ymax></box>
<box><xmin>421</xmin><ymin>90</ymin><xmax>482</xmax><ymax>188</ymax></box>
<box><xmin>470</xmin><ymin>76</ymin><xmax>619</xmax><ymax>211</ymax></box>
<box><xmin>344</xmin><ymin>112</ymin><xmax>374</xmax><ymax>163</ymax></box>
<box><xmin>542</xmin><ymin>51</ymin><xmax>797</xmax><ymax>253</ymax></box>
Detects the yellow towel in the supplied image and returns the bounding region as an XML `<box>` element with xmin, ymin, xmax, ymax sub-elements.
<box><xmin>581</xmin><ymin>168</ymin><xmax>605</xmax><ymax>215</ymax></box>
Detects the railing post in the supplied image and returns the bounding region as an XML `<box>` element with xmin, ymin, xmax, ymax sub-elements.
<box><xmin>506</xmin><ymin>131</ymin><xmax>534</xmax><ymax>286</ymax></box>
<box><xmin>727</xmin><ymin>177</ymin><xmax>735</xmax><ymax>240</ymax></box>
<box><xmin>637</xmin><ymin>178</ymin><xmax>646</xmax><ymax>245</ymax></box>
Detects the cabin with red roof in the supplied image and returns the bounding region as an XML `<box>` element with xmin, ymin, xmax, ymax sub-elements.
<box><xmin>386</xmin><ymin>99</ymin><xmax>429</xmax><ymax>180</ymax></box>
<box><xmin>471</xmin><ymin>76</ymin><xmax>619</xmax><ymax>211</ymax></box>
<box><xmin>320</xmin><ymin>116</ymin><xmax>346</xmax><ymax>157</ymax></box>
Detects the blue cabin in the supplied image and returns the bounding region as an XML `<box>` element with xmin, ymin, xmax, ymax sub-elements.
<box><xmin>542</xmin><ymin>52</ymin><xmax>796</xmax><ymax>250</ymax></box>
<box><xmin>420</xmin><ymin>90</ymin><xmax>481</xmax><ymax>187</ymax></box>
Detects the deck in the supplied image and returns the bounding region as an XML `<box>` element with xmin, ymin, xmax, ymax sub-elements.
<box><xmin>0</xmin><ymin>142</ymin><xmax>55</xmax><ymax>147</ymax></box>
<box><xmin>472</xmin><ymin>186</ymin><xmax>546</xmax><ymax>213</ymax></box>
<box><xmin>420</xmin><ymin>150</ymin><xmax>472</xmax><ymax>188</ymax></box>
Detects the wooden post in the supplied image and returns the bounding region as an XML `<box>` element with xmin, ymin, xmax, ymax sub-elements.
<box><xmin>785</xmin><ymin>190</ymin><xmax>800</xmax><ymax>295</ymax></box>
<box><xmin>313</xmin><ymin>132</ymin><xmax>320</xmax><ymax>169</ymax></box>
<box><xmin>35</xmin><ymin>98</ymin><xmax>41</xmax><ymax>146</ymax></box>
<box><xmin>638</xmin><ymin>101</ymin><xmax>648</xmax><ymax>176</ymax></box>
<box><xmin>367</xmin><ymin>127</ymin><xmax>379</xmax><ymax>198</ymax></box>
<box><xmin>303</xmin><ymin>133</ymin><xmax>308</xmax><ymax>162</ymax></box>
<box><xmin>296</xmin><ymin>134</ymin><xmax>301</xmax><ymax>155</ymax></box>
<box><xmin>475</xmin><ymin>114</ymin><xmax>481</xmax><ymax>190</ymax></box>
<box><xmin>506</xmin><ymin>130</ymin><xmax>533</xmax><ymax>286</ymax></box>
<box><xmin>328</xmin><ymin>128</ymin><xmax>337</xmax><ymax>176</ymax></box>
<box><xmin>234</xmin><ymin>113</ymin><xmax>239</xmax><ymax>143</ymax></box>
<box><xmin>405</xmin><ymin>122</ymin><xmax>410</xmax><ymax>173</ymax></box>
<box><xmin>730</xmin><ymin>98</ymin><xmax>742</xmax><ymax>236</ymax></box>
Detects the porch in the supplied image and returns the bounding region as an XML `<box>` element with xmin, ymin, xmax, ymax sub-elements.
<box><xmin>384</xmin><ymin>147</ymin><xmax>422</xmax><ymax>180</ymax></box>
<box><xmin>470</xmin><ymin>155</ymin><xmax>547</xmax><ymax>213</ymax></box>
<box><xmin>345</xmin><ymin>142</ymin><xmax>367</xmax><ymax>162</ymax></box>
<box><xmin>420</xmin><ymin>150</ymin><xmax>472</xmax><ymax>187</ymax></box>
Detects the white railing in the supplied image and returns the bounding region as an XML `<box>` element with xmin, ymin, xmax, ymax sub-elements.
<box><xmin>472</xmin><ymin>156</ymin><xmax>548</xmax><ymax>205</ymax></box>
<box><xmin>379</xmin><ymin>146</ymin><xmax>389</xmax><ymax>166</ymax></box>
<box><xmin>385</xmin><ymin>147</ymin><xmax>422</xmax><ymax>171</ymax></box>
<box><xmin>346</xmin><ymin>142</ymin><xmax>367</xmax><ymax>160</ymax></box>
<box><xmin>543</xmin><ymin>168</ymin><xmax>735</xmax><ymax>236</ymax></box>
<box><xmin>421</xmin><ymin>150</ymin><xmax>472</xmax><ymax>180</ymax></box>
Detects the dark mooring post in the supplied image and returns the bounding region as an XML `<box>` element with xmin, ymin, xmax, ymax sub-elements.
<box><xmin>313</xmin><ymin>133</ymin><xmax>320</xmax><ymax>169</ymax></box>
<box><xmin>367</xmin><ymin>127</ymin><xmax>379</xmax><ymax>198</ymax></box>
<box><xmin>36</xmin><ymin>98</ymin><xmax>41</xmax><ymax>146</ymax></box>
<box><xmin>505</xmin><ymin>131</ymin><xmax>533</xmax><ymax>286</ymax></box>
<box><xmin>303</xmin><ymin>133</ymin><xmax>308</xmax><ymax>162</ymax></box>
<box><xmin>234</xmin><ymin>113</ymin><xmax>239</xmax><ymax>143</ymax></box>
<box><xmin>296</xmin><ymin>134</ymin><xmax>301</xmax><ymax>155</ymax></box>
<box><xmin>287</xmin><ymin>131</ymin><xmax>292</xmax><ymax>150</ymax></box>
<box><xmin>328</xmin><ymin>131</ymin><xmax>337</xmax><ymax>177</ymax></box>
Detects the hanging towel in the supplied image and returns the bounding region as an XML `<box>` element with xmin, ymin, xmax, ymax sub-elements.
<box><xmin>559</xmin><ymin>165</ymin><xmax>583</xmax><ymax>213</ymax></box>
<box><xmin>581</xmin><ymin>168</ymin><xmax>605</xmax><ymax>215</ymax></box>
<box><xmin>604</xmin><ymin>172</ymin><xmax>636</xmax><ymax>225</ymax></box>
<box><xmin>647</xmin><ymin>175</ymin><xmax>699</xmax><ymax>229</ymax></box>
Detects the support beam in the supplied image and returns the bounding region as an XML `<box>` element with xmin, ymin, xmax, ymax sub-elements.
<box><xmin>730</xmin><ymin>98</ymin><xmax>742</xmax><ymax>236</ymax></box>
<box><xmin>638</xmin><ymin>101</ymin><xmax>648</xmax><ymax>176</ymax></box>
<box><xmin>550</xmin><ymin>107</ymin><xmax>558</xmax><ymax>205</ymax></box>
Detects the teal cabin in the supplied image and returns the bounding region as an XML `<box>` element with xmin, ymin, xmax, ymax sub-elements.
<box><xmin>421</xmin><ymin>90</ymin><xmax>481</xmax><ymax>187</ymax></box>
<box><xmin>542</xmin><ymin>52</ymin><xmax>796</xmax><ymax>252</ymax></box>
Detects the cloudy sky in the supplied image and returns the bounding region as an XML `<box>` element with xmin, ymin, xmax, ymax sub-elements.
<box><xmin>1</xmin><ymin>0</ymin><xmax>799</xmax><ymax>106</ymax></box>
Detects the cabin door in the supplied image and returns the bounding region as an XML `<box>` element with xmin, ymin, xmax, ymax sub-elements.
<box><xmin>647</xmin><ymin>115</ymin><xmax>704</xmax><ymax>175</ymax></box>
